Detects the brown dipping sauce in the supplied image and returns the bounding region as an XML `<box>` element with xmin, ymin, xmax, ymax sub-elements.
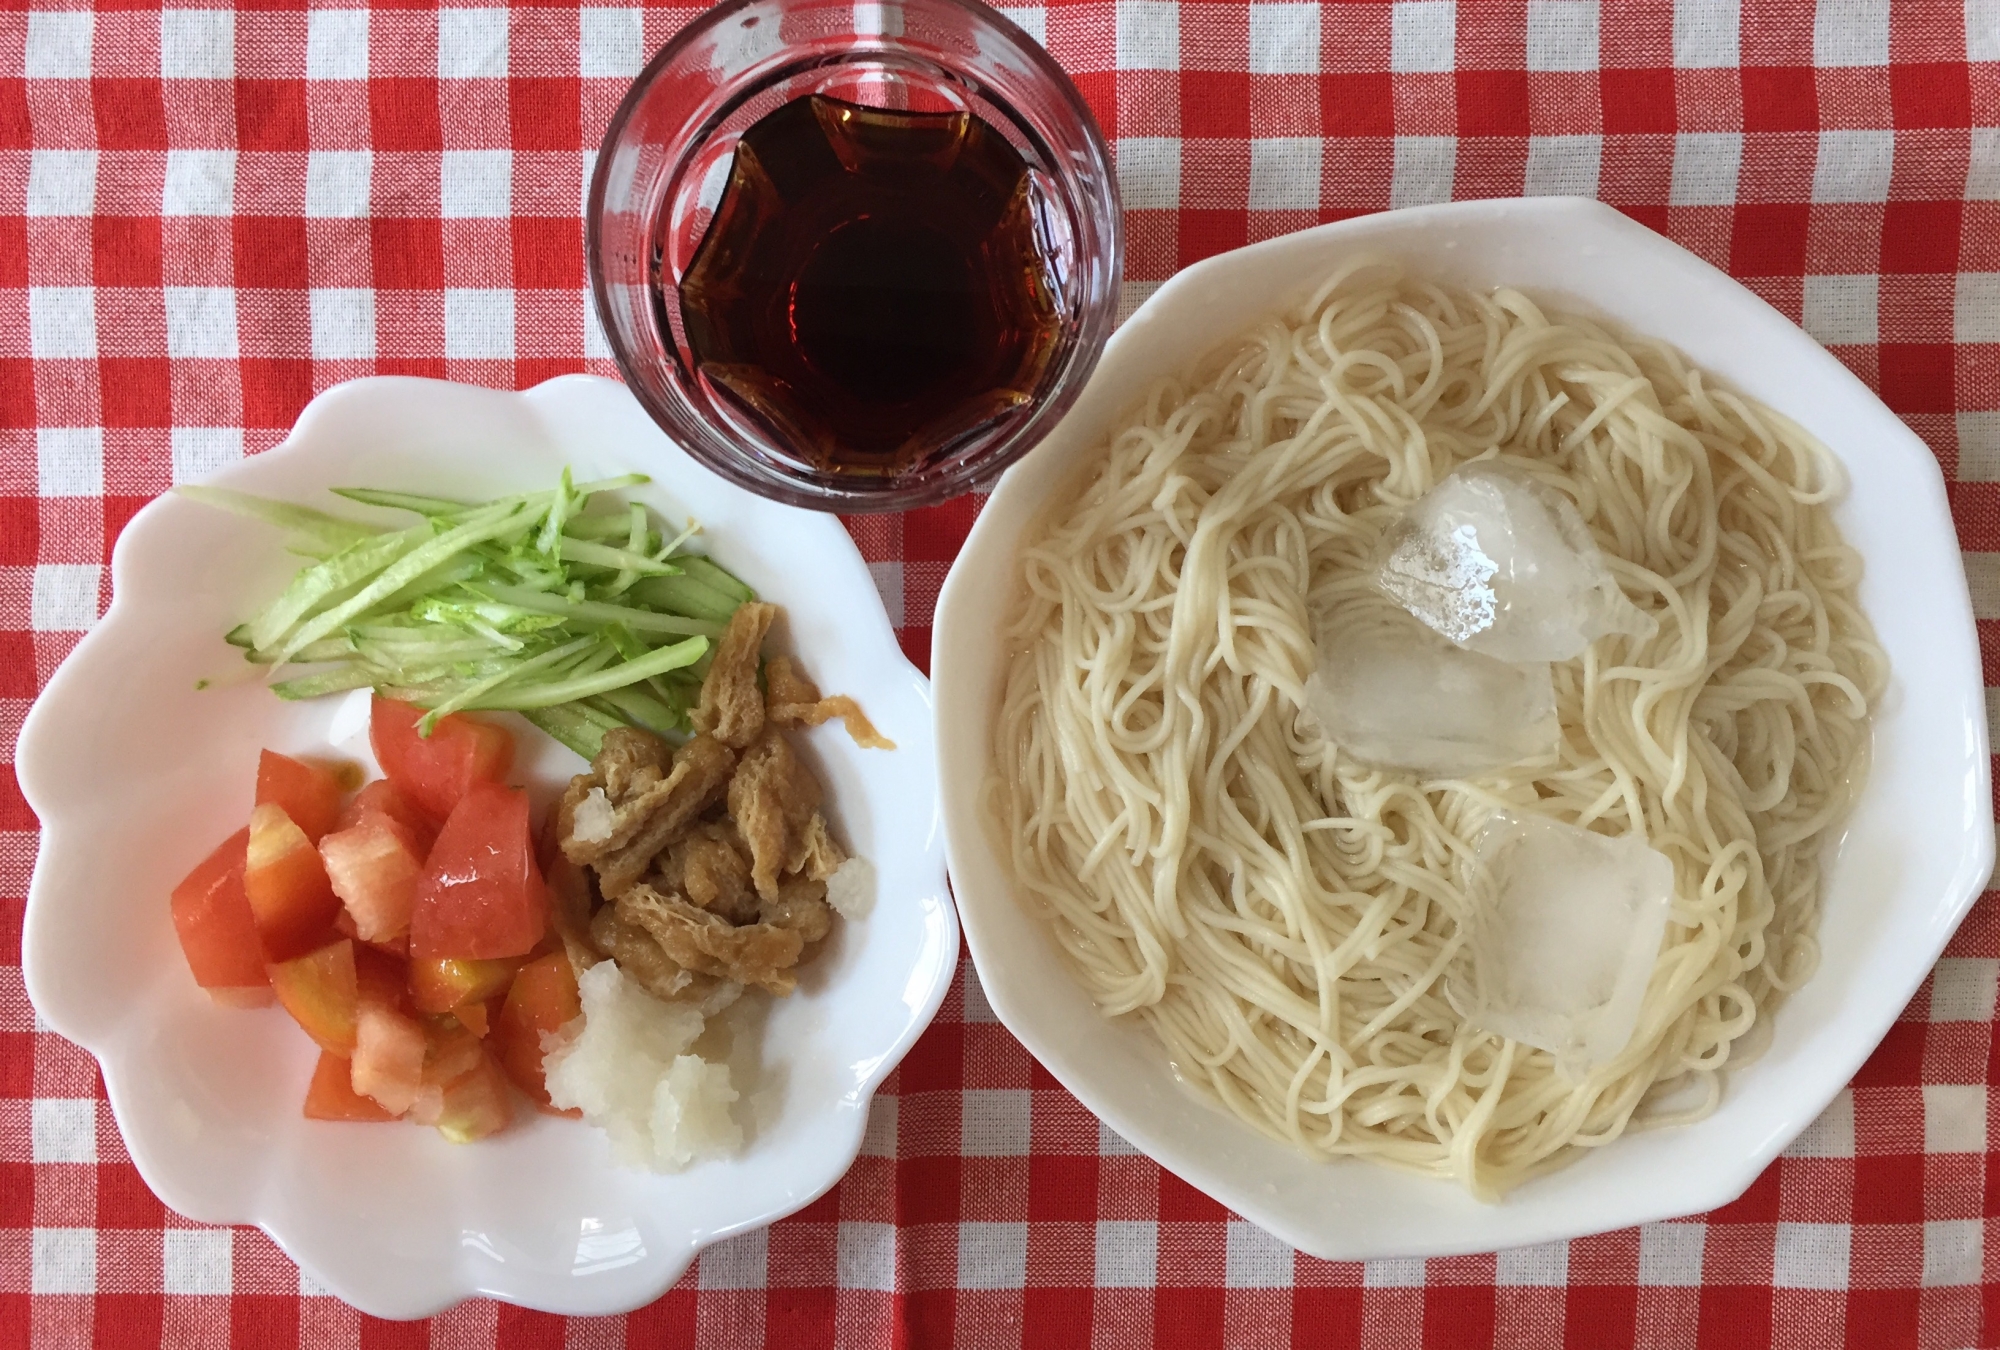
<box><xmin>673</xmin><ymin>95</ymin><xmax>1061</xmax><ymax>478</ymax></box>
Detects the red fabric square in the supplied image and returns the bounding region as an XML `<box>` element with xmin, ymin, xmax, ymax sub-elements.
<box><xmin>0</xmin><ymin>80</ymin><xmax>28</xmax><ymax>149</ymax></box>
<box><xmin>1731</xmin><ymin>203</ymin><xmax>1810</xmax><ymax>276</ymax></box>
<box><xmin>1891</xmin><ymin>62</ymin><xmax>1972</xmax><ymax>131</ymax></box>
<box><xmin>1177</xmin><ymin>209</ymin><xmax>1247</xmax><ymax>266</ymax></box>
<box><xmin>1877</xmin><ymin>345</ymin><xmax>1955</xmax><ymax>413</ymax></box>
<box><xmin>103</xmin><ymin>495</ymin><xmax>149</xmax><ymax>559</ymax></box>
<box><xmin>1321</xmin><ymin>73</ymin><xmax>1394</xmax><ymax>137</ymax></box>
<box><xmin>90</xmin><ymin>216</ymin><xmax>161</xmax><ymax>287</ymax></box>
<box><xmin>1709</xmin><ymin>1165</ymin><xmax>1783</xmax><ymax>1224</ymax></box>
<box><xmin>229</xmin><ymin>1297</ymin><xmax>299</xmax><ymax>1350</ymax></box>
<box><xmin>92</xmin><ymin>79</ymin><xmax>168</xmax><ymax>151</ymax></box>
<box><xmin>1291</xmin><ymin>1288</ymin><xmax>1362</xmax><ymax>1348</ymax></box>
<box><xmin>1180</xmin><ymin>71</ymin><xmax>1250</xmax><ymax>138</ymax></box>
<box><xmin>233</xmin><ymin>217</ymin><xmax>309</xmax><ymax>289</ymax></box>
<box><xmin>1697</xmin><ymin>1286</ymin><xmax>1772</xmax><ymax>1348</ymax></box>
<box><xmin>1425</xmin><ymin>1286</ymin><xmax>1496</xmax><ymax>1348</ymax></box>
<box><xmin>0</xmin><ymin>360</ymin><xmax>33</xmax><ymax>428</ymax></box>
<box><xmin>1566</xmin><ymin>1286</ymin><xmax>1637</xmax><ymax>1346</ymax></box>
<box><xmin>1853</xmin><ymin>1155</ymin><xmax>1929</xmax><ymax>1226</ymax></box>
<box><xmin>0</xmin><ymin>499</ymin><xmax>33</xmax><ymax>566</ymax></box>
<box><xmin>371</xmin><ymin>218</ymin><xmax>444</xmax><ymax>289</ymax></box>
<box><xmin>1844</xmin><ymin>1289</ymin><xmax>1922</xmax><ymax>1349</ymax></box>
<box><xmin>1455</xmin><ymin>70</ymin><xmax>1529</xmax><ymax>136</ymax></box>
<box><xmin>1601</xmin><ymin>67</ymin><xmax>1676</xmax><ymax>133</ymax></box>
<box><xmin>1740</xmin><ymin>66</ymin><xmax>1818</xmax><ymax>132</ymax></box>
<box><xmin>240</xmin><ymin>358</ymin><xmax>313</xmax><ymax>429</ymax></box>
<box><xmin>1028</xmin><ymin>1158</ymin><xmax>1100</xmax><ymax>1224</ymax></box>
<box><xmin>1156</xmin><ymin>1173</ymin><xmax>1225</xmax><ymax>1222</ymax></box>
<box><xmin>1152</xmin><ymin>1289</ymin><xmax>1224</xmax><ymax>1350</ymax></box>
<box><xmin>509</xmin><ymin>78</ymin><xmax>582</xmax><ymax>152</ymax></box>
<box><xmin>97</xmin><ymin>358</ymin><xmax>171</xmax><ymax>429</ymax></box>
<box><xmin>370</xmin><ymin>79</ymin><xmax>444</xmax><ymax>152</ymax></box>
<box><xmin>0</xmin><ymin>632</ymin><xmax>35</xmax><ymax>695</ymax></box>
<box><xmin>237</xmin><ymin>80</ymin><xmax>308</xmax><ymax>151</ymax></box>
<box><xmin>1880</xmin><ymin>201</ymin><xmax>1962</xmax><ymax>273</ymax></box>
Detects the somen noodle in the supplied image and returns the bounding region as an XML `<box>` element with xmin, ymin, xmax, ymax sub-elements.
<box><xmin>989</xmin><ymin>258</ymin><xmax>1887</xmax><ymax>1197</ymax></box>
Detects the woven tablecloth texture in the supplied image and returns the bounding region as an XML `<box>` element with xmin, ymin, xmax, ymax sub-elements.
<box><xmin>5</xmin><ymin>0</ymin><xmax>2000</xmax><ymax>1345</ymax></box>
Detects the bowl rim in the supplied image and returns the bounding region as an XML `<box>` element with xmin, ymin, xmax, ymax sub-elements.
<box><xmin>18</xmin><ymin>372</ymin><xmax>961</xmax><ymax>1317</ymax></box>
<box><xmin>932</xmin><ymin>196</ymin><xmax>1995</xmax><ymax>1258</ymax></box>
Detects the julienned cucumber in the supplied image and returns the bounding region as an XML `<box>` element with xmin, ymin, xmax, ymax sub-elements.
<box><xmin>180</xmin><ymin>470</ymin><xmax>755</xmax><ymax>742</ymax></box>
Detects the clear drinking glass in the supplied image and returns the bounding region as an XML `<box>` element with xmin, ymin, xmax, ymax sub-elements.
<box><xmin>587</xmin><ymin>0</ymin><xmax>1122</xmax><ymax>513</ymax></box>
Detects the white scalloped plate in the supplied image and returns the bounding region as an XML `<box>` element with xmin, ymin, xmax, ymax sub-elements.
<box><xmin>19</xmin><ymin>375</ymin><xmax>957</xmax><ymax>1319</ymax></box>
<box><xmin>934</xmin><ymin>197</ymin><xmax>1994</xmax><ymax>1257</ymax></box>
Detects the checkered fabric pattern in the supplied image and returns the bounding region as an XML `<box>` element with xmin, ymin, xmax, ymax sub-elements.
<box><xmin>3</xmin><ymin>0</ymin><xmax>1999</xmax><ymax>1345</ymax></box>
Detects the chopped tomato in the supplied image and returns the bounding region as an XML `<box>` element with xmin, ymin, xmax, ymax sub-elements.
<box><xmin>407</xmin><ymin>1019</ymin><xmax>514</xmax><ymax>1141</ymax></box>
<box><xmin>169</xmin><ymin>828</ymin><xmax>269</xmax><ymax>998</ymax></box>
<box><xmin>351</xmin><ymin>999</ymin><xmax>425</xmax><ymax>1117</ymax></box>
<box><xmin>303</xmin><ymin>1049</ymin><xmax>396</xmax><ymax>1122</ymax></box>
<box><xmin>337</xmin><ymin>779</ymin><xmax>439</xmax><ymax>855</ymax></box>
<box><xmin>369</xmin><ymin>697</ymin><xmax>514</xmax><ymax>823</ymax></box>
<box><xmin>451</xmin><ymin>999</ymin><xmax>494</xmax><ymax>1038</ymax></box>
<box><xmin>408</xmin><ymin>954</ymin><xmax>524</xmax><ymax>1014</ymax></box>
<box><xmin>320</xmin><ymin>811</ymin><xmax>424</xmax><ymax>944</ymax></box>
<box><xmin>492</xmin><ymin>950</ymin><xmax>583</xmax><ymax>1113</ymax></box>
<box><xmin>245</xmin><ymin>803</ymin><xmax>342</xmax><ymax>962</ymax></box>
<box><xmin>268</xmin><ymin>939</ymin><xmax>358</xmax><ymax>1055</ymax></box>
<box><xmin>409</xmin><ymin>782</ymin><xmax>548</xmax><ymax>961</ymax></box>
<box><xmin>255</xmin><ymin>750</ymin><xmax>348</xmax><ymax>844</ymax></box>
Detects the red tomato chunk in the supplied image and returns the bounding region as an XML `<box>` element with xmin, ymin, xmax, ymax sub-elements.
<box><xmin>303</xmin><ymin>1049</ymin><xmax>396</xmax><ymax>1122</ymax></box>
<box><xmin>169</xmin><ymin>828</ymin><xmax>269</xmax><ymax>998</ymax></box>
<box><xmin>369</xmin><ymin>697</ymin><xmax>514</xmax><ymax>823</ymax></box>
<box><xmin>321</xmin><ymin>812</ymin><xmax>424</xmax><ymax>945</ymax></box>
<box><xmin>245</xmin><ymin>803</ymin><xmax>342</xmax><ymax>962</ymax></box>
<box><xmin>255</xmin><ymin>750</ymin><xmax>347</xmax><ymax>845</ymax></box>
<box><xmin>410</xmin><ymin>782</ymin><xmax>549</xmax><ymax>961</ymax></box>
<box><xmin>494</xmin><ymin>950</ymin><xmax>583</xmax><ymax>1114</ymax></box>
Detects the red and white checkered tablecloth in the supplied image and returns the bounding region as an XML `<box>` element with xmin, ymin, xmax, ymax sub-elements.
<box><xmin>4</xmin><ymin>0</ymin><xmax>1999</xmax><ymax>1345</ymax></box>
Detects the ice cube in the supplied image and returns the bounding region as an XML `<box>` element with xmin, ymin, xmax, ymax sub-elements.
<box><xmin>1303</xmin><ymin>608</ymin><xmax>1559</xmax><ymax>777</ymax></box>
<box><xmin>1458</xmin><ymin>812</ymin><xmax>1674</xmax><ymax>1078</ymax></box>
<box><xmin>1374</xmin><ymin>463</ymin><xmax>1655</xmax><ymax>663</ymax></box>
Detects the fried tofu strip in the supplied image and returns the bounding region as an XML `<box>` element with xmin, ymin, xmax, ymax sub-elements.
<box><xmin>765</xmin><ymin>656</ymin><xmax>896</xmax><ymax>750</ymax></box>
<box><xmin>692</xmin><ymin>601</ymin><xmax>779</xmax><ymax>749</ymax></box>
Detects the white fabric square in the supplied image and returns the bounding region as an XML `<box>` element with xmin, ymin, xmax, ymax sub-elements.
<box><xmin>305</xmin><ymin>151</ymin><xmax>372</xmax><ymax>218</ymax></box>
<box><xmin>1098</xmin><ymin>1120</ymin><xmax>1143</xmax><ymax>1155</ymax></box>
<box><xmin>961</xmin><ymin>962</ymin><xmax>998</xmax><ymax>1023</ymax></box>
<box><xmin>306</xmin><ymin>10</ymin><xmax>369</xmax><ymax>80</ymax></box>
<box><xmin>1095</xmin><ymin>1220</ymin><xmax>1157</xmax><ymax>1287</ymax></box>
<box><xmin>1787</xmin><ymin>1088</ymin><xmax>1856</xmax><ymax>1157</ymax></box>
<box><xmin>579</xmin><ymin>8</ymin><xmax>643</xmax><ymax>78</ymax></box>
<box><xmin>961</xmin><ymin>1089</ymin><xmax>1031</xmax><ymax>1156</ymax></box>
<box><xmin>1802</xmin><ymin>274</ymin><xmax>1879</xmax><ymax>345</ymax></box>
<box><xmin>1390</xmin><ymin>0</ymin><xmax>1455</xmax><ymax>73</ymax></box>
<box><xmin>1637</xmin><ymin>1223</ymin><xmax>1705</xmax><ymax>1285</ymax></box>
<box><xmin>997</xmin><ymin>6</ymin><xmax>1048</xmax><ymax>46</ymax></box>
<box><xmin>1225</xmin><ymin>1220</ymin><xmax>1294</xmax><ymax>1288</ymax></box>
<box><xmin>1925</xmin><ymin>1219</ymin><xmax>1983</xmax><ymax>1285</ymax></box>
<box><xmin>1962</xmin><ymin>554</ymin><xmax>2000</xmax><ymax>620</ymax></box>
<box><xmin>1669</xmin><ymin>132</ymin><xmax>1741</xmax><ymax>206</ymax></box>
<box><xmin>1526</xmin><ymin>0</ymin><xmax>1596</xmax><ymax>70</ymax></box>
<box><xmin>1523</xmin><ymin>135</ymin><xmax>1601</xmax><ymax>196</ymax></box>
<box><xmin>698</xmin><ymin>1229</ymin><xmax>767</xmax><ymax>1288</ymax></box>
<box><xmin>1249</xmin><ymin>138</ymin><xmax>1319</xmax><ymax>210</ymax></box>
<box><xmin>310</xmin><ymin>288</ymin><xmax>375</xmax><ymax>360</ymax></box>
<box><xmin>162</xmin><ymin>1229</ymin><xmax>232</xmax><ymax>1296</ymax></box>
<box><xmin>445</xmin><ymin>289</ymin><xmax>513</xmax><ymax>359</ymax></box>
<box><xmin>1958</xmin><ymin>412</ymin><xmax>2000</xmax><ymax>481</ymax></box>
<box><xmin>33</xmin><ymin>1230</ymin><xmax>96</xmax><ymax>1295</ymax></box>
<box><xmin>1930</xmin><ymin>957</ymin><xmax>2000</xmax><ymax>1020</ymax></box>
<box><xmin>27</xmin><ymin>150</ymin><xmax>97</xmax><ymax>217</ymax></box>
<box><xmin>1249</xmin><ymin>3</ymin><xmax>1319</xmax><ymax>74</ymax></box>
<box><xmin>441</xmin><ymin>150</ymin><xmax>512</xmax><ymax>218</ymax></box>
<box><xmin>1815</xmin><ymin>0</ymin><xmax>1889</xmax><ymax>66</ymax></box>
<box><xmin>1362</xmin><ymin>1257</ymin><xmax>1427</xmax><ymax>1287</ymax></box>
<box><xmin>31</xmin><ymin>1100</ymin><xmax>95</xmax><ymax>1164</ymax></box>
<box><xmin>163</xmin><ymin>150</ymin><xmax>235</xmax><ymax>216</ymax></box>
<box><xmin>1813</xmin><ymin>128</ymin><xmax>1895</xmax><ymax>203</ymax></box>
<box><xmin>37</xmin><ymin>428</ymin><xmax>102</xmax><ymax>498</ymax></box>
<box><xmin>837</xmin><ymin>1222</ymin><xmax>897</xmax><ymax>1292</ymax></box>
<box><xmin>1390</xmin><ymin>136</ymin><xmax>1455</xmax><ymax>208</ymax></box>
<box><xmin>1923</xmin><ymin>1083</ymin><xmax>1988</xmax><ymax>1153</ymax></box>
<box><xmin>1117</xmin><ymin>137</ymin><xmax>1181</xmax><ymax>210</ymax></box>
<box><xmin>29</xmin><ymin>288</ymin><xmax>96</xmax><ymax>359</ymax></box>
<box><xmin>1973</xmin><ymin>128</ymin><xmax>2000</xmax><ymax>201</ymax></box>
<box><xmin>859</xmin><ymin>1094</ymin><xmax>898</xmax><ymax>1158</ymax></box>
<box><xmin>160</xmin><ymin>11</ymin><xmax>233</xmax><ymax>79</ymax></box>
<box><xmin>867</xmin><ymin>558</ymin><xmax>905</xmax><ymax>631</ymax></box>
<box><xmin>1494</xmin><ymin>1241</ymin><xmax>1569</xmax><ymax>1286</ymax></box>
<box><xmin>1116</xmin><ymin>1</ymin><xmax>1180</xmax><ymax>70</ymax></box>
<box><xmin>439</xmin><ymin>9</ymin><xmax>509</xmax><ymax>78</ymax></box>
<box><xmin>165</xmin><ymin>287</ymin><xmax>239</xmax><ymax>359</ymax></box>
<box><xmin>1972</xmin><ymin>0</ymin><xmax>2000</xmax><ymax>62</ymax></box>
<box><xmin>1674</xmin><ymin>0</ymin><xmax>1739</xmax><ymax>67</ymax></box>
<box><xmin>171</xmin><ymin>427</ymin><xmax>245</xmax><ymax>484</ymax></box>
<box><xmin>1772</xmin><ymin>1222</ymin><xmax>1849</xmax><ymax>1290</ymax></box>
<box><xmin>33</xmin><ymin>565</ymin><xmax>101</xmax><ymax>632</ymax></box>
<box><xmin>25</xmin><ymin>12</ymin><xmax>94</xmax><ymax>79</ymax></box>
<box><xmin>959</xmin><ymin>1223</ymin><xmax>1028</xmax><ymax>1290</ymax></box>
<box><xmin>1956</xmin><ymin>273</ymin><xmax>2000</xmax><ymax>343</ymax></box>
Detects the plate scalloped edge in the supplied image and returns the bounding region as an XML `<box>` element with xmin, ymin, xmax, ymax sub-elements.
<box><xmin>19</xmin><ymin>373</ymin><xmax>959</xmax><ymax>1318</ymax></box>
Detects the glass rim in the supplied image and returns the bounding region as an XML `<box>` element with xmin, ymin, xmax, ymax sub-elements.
<box><xmin>585</xmin><ymin>0</ymin><xmax>1125</xmax><ymax>514</ymax></box>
